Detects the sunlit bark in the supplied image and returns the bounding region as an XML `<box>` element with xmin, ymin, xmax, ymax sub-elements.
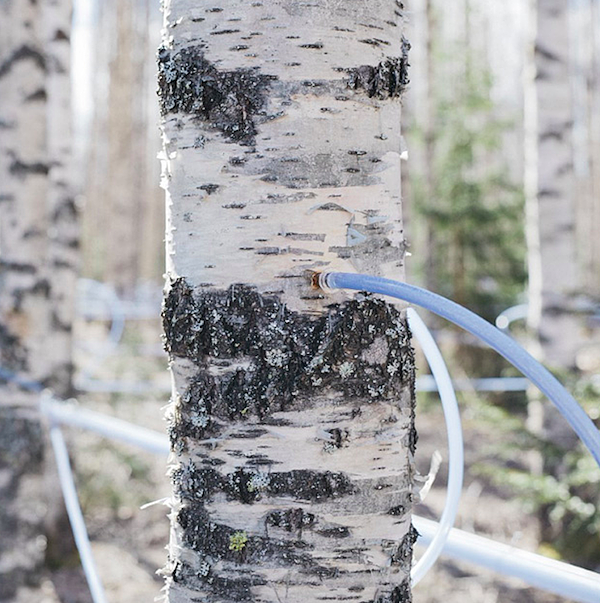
<box><xmin>159</xmin><ymin>2</ymin><xmax>415</xmax><ymax>602</ymax></box>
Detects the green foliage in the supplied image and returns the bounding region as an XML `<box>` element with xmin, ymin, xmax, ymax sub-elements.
<box><xmin>476</xmin><ymin>376</ymin><xmax>600</xmax><ymax>567</ymax></box>
<box><xmin>408</xmin><ymin>55</ymin><xmax>526</xmax><ymax>322</ymax></box>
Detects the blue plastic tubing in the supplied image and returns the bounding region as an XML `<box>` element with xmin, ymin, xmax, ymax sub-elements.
<box><xmin>321</xmin><ymin>272</ymin><xmax>600</xmax><ymax>468</ymax></box>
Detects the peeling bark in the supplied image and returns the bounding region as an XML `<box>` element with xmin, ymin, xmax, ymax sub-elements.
<box><xmin>160</xmin><ymin>2</ymin><xmax>414</xmax><ymax>602</ymax></box>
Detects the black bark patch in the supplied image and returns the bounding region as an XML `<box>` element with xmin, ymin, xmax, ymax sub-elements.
<box><xmin>210</xmin><ymin>29</ymin><xmax>241</xmax><ymax>35</ymax></box>
<box><xmin>178</xmin><ymin>502</ymin><xmax>323</xmax><ymax>570</ymax></box>
<box><xmin>315</xmin><ymin>525</ymin><xmax>350</xmax><ymax>538</ymax></box>
<box><xmin>25</xmin><ymin>88</ymin><xmax>47</xmax><ymax>102</ymax></box>
<box><xmin>157</xmin><ymin>45</ymin><xmax>276</xmax><ymax>144</ymax></box>
<box><xmin>376</xmin><ymin>580</ymin><xmax>412</xmax><ymax>603</ymax></box>
<box><xmin>171</xmin><ymin>559</ymin><xmax>261</xmax><ymax>601</ymax></box>
<box><xmin>0</xmin><ymin>44</ymin><xmax>46</xmax><ymax>78</ymax></box>
<box><xmin>0</xmin><ymin>410</ymin><xmax>45</xmax><ymax>598</ymax></box>
<box><xmin>390</xmin><ymin>524</ymin><xmax>419</xmax><ymax>566</ymax></box>
<box><xmin>347</xmin><ymin>37</ymin><xmax>410</xmax><ymax>99</ymax></box>
<box><xmin>0</xmin><ymin>323</ymin><xmax>27</xmax><ymax>372</ymax></box>
<box><xmin>53</xmin><ymin>29</ymin><xmax>69</xmax><ymax>42</ymax></box>
<box><xmin>198</xmin><ymin>183</ymin><xmax>220</xmax><ymax>195</ymax></box>
<box><xmin>173</xmin><ymin>461</ymin><xmax>354</xmax><ymax>505</ymax></box>
<box><xmin>268</xmin><ymin>469</ymin><xmax>354</xmax><ymax>501</ymax></box>
<box><xmin>8</xmin><ymin>156</ymin><xmax>49</xmax><ymax>177</ymax></box>
<box><xmin>265</xmin><ymin>508</ymin><xmax>316</xmax><ymax>534</ymax></box>
<box><xmin>162</xmin><ymin>279</ymin><xmax>415</xmax><ymax>428</ymax></box>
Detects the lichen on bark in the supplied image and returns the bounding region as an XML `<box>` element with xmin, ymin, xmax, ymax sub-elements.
<box><xmin>157</xmin><ymin>45</ymin><xmax>276</xmax><ymax>144</ymax></box>
<box><xmin>162</xmin><ymin>278</ymin><xmax>416</xmax><ymax>602</ymax></box>
<box><xmin>347</xmin><ymin>37</ymin><xmax>411</xmax><ymax>99</ymax></box>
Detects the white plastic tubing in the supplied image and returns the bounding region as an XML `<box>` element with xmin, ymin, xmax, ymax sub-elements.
<box><xmin>414</xmin><ymin>516</ymin><xmax>600</xmax><ymax>603</ymax></box>
<box><xmin>40</xmin><ymin>396</ymin><xmax>170</xmax><ymax>456</ymax></box>
<box><xmin>45</xmin><ymin>399</ymin><xmax>108</xmax><ymax>603</ymax></box>
<box><xmin>406</xmin><ymin>308</ymin><xmax>464</xmax><ymax>585</ymax></box>
<box><xmin>43</xmin><ymin>400</ymin><xmax>600</xmax><ymax>601</ymax></box>
<box><xmin>321</xmin><ymin>272</ymin><xmax>600</xmax><ymax>468</ymax></box>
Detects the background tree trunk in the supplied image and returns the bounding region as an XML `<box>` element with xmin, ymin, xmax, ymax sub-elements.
<box><xmin>524</xmin><ymin>0</ymin><xmax>580</xmax><ymax>370</ymax></box>
<box><xmin>81</xmin><ymin>0</ymin><xmax>164</xmax><ymax>293</ymax></box>
<box><xmin>0</xmin><ymin>0</ymin><xmax>76</xmax><ymax>596</ymax></box>
<box><xmin>523</xmin><ymin>0</ymin><xmax>583</xmax><ymax>545</ymax></box>
<box><xmin>159</xmin><ymin>1</ymin><xmax>416</xmax><ymax>602</ymax></box>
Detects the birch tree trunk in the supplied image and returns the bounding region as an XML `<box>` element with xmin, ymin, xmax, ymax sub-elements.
<box><xmin>523</xmin><ymin>0</ymin><xmax>582</xmax><ymax>539</ymax></box>
<box><xmin>0</xmin><ymin>0</ymin><xmax>75</xmax><ymax>595</ymax></box>
<box><xmin>159</xmin><ymin>2</ymin><xmax>415</xmax><ymax>602</ymax></box>
<box><xmin>524</xmin><ymin>0</ymin><xmax>581</xmax><ymax>370</ymax></box>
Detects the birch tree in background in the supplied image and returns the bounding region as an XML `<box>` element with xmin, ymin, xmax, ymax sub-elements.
<box><xmin>158</xmin><ymin>1</ymin><xmax>415</xmax><ymax>602</ymax></box>
<box><xmin>82</xmin><ymin>0</ymin><xmax>165</xmax><ymax>292</ymax></box>
<box><xmin>0</xmin><ymin>0</ymin><xmax>76</xmax><ymax>596</ymax></box>
<box><xmin>524</xmin><ymin>0</ymin><xmax>580</xmax><ymax>371</ymax></box>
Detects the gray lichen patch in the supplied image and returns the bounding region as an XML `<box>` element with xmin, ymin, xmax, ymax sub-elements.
<box><xmin>171</xmin><ymin>558</ymin><xmax>262</xmax><ymax>602</ymax></box>
<box><xmin>177</xmin><ymin>502</ymin><xmax>333</xmax><ymax>574</ymax></box>
<box><xmin>347</xmin><ymin>37</ymin><xmax>410</xmax><ymax>99</ymax></box>
<box><xmin>162</xmin><ymin>278</ymin><xmax>415</xmax><ymax>440</ymax></box>
<box><xmin>173</xmin><ymin>461</ymin><xmax>354</xmax><ymax>505</ymax></box>
<box><xmin>163</xmin><ymin>279</ymin><xmax>416</xmax><ymax>599</ymax></box>
<box><xmin>157</xmin><ymin>45</ymin><xmax>276</xmax><ymax>144</ymax></box>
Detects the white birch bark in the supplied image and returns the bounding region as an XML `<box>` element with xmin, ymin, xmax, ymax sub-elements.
<box><xmin>82</xmin><ymin>0</ymin><xmax>165</xmax><ymax>289</ymax></box>
<box><xmin>524</xmin><ymin>0</ymin><xmax>581</xmax><ymax>370</ymax></box>
<box><xmin>569</xmin><ymin>0</ymin><xmax>600</xmax><ymax>300</ymax></box>
<box><xmin>159</xmin><ymin>2</ymin><xmax>415</xmax><ymax>602</ymax></box>
<box><xmin>0</xmin><ymin>0</ymin><xmax>75</xmax><ymax>595</ymax></box>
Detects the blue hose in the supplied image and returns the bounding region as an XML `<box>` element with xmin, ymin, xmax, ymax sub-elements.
<box><xmin>322</xmin><ymin>272</ymin><xmax>600</xmax><ymax>468</ymax></box>
<box><xmin>0</xmin><ymin>366</ymin><xmax>43</xmax><ymax>392</ymax></box>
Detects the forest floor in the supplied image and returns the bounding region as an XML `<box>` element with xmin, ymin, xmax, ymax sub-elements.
<box><xmin>18</xmin><ymin>316</ymin><xmax>586</xmax><ymax>603</ymax></box>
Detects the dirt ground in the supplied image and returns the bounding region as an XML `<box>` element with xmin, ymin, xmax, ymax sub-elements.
<box><xmin>12</xmin><ymin>318</ymin><xmax>587</xmax><ymax>603</ymax></box>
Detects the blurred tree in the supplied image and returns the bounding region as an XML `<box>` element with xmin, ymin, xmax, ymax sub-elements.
<box><xmin>407</xmin><ymin>5</ymin><xmax>526</xmax><ymax>323</ymax></box>
<box><xmin>82</xmin><ymin>0</ymin><xmax>164</xmax><ymax>296</ymax></box>
<box><xmin>0</xmin><ymin>0</ymin><xmax>77</xmax><ymax>597</ymax></box>
<box><xmin>158</xmin><ymin>1</ymin><xmax>416</xmax><ymax>602</ymax></box>
<box><xmin>524</xmin><ymin>0</ymin><xmax>580</xmax><ymax>371</ymax></box>
<box><xmin>523</xmin><ymin>0</ymin><xmax>600</xmax><ymax>564</ymax></box>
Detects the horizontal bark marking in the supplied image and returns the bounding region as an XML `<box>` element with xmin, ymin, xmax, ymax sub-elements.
<box><xmin>25</xmin><ymin>88</ymin><xmax>47</xmax><ymax>102</ymax></box>
<box><xmin>163</xmin><ymin>279</ymin><xmax>414</xmax><ymax>433</ymax></box>
<box><xmin>535</xmin><ymin>43</ymin><xmax>561</xmax><ymax>62</ymax></box>
<box><xmin>177</xmin><ymin>502</ymin><xmax>337</xmax><ymax>574</ymax></box>
<box><xmin>173</xmin><ymin>462</ymin><xmax>355</xmax><ymax>505</ymax></box>
<box><xmin>299</xmin><ymin>42</ymin><xmax>324</xmax><ymax>49</ymax></box>
<box><xmin>9</xmin><ymin>156</ymin><xmax>50</xmax><ymax>177</ymax></box>
<box><xmin>0</xmin><ymin>45</ymin><xmax>46</xmax><ymax>78</ymax></box>
<box><xmin>210</xmin><ymin>29</ymin><xmax>241</xmax><ymax>35</ymax></box>
<box><xmin>359</xmin><ymin>38</ymin><xmax>391</xmax><ymax>47</ymax></box>
<box><xmin>157</xmin><ymin>45</ymin><xmax>276</xmax><ymax>144</ymax></box>
<box><xmin>347</xmin><ymin>39</ymin><xmax>410</xmax><ymax>99</ymax></box>
<box><xmin>0</xmin><ymin>260</ymin><xmax>37</xmax><ymax>274</ymax></box>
